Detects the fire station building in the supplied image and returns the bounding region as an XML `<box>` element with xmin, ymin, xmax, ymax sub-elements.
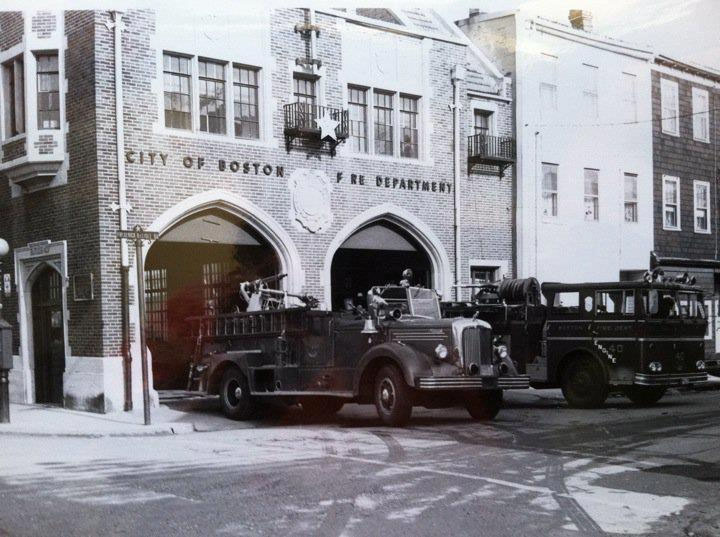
<box><xmin>0</xmin><ymin>8</ymin><xmax>515</xmax><ymax>411</ymax></box>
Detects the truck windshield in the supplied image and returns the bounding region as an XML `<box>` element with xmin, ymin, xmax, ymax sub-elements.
<box><xmin>644</xmin><ymin>290</ymin><xmax>704</xmax><ymax>319</ymax></box>
<box><xmin>408</xmin><ymin>288</ymin><xmax>441</xmax><ymax>319</ymax></box>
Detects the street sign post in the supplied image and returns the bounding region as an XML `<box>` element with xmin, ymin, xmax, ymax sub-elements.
<box><xmin>117</xmin><ymin>225</ymin><xmax>158</xmax><ymax>425</ymax></box>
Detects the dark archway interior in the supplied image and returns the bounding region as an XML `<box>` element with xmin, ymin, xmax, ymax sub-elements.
<box><xmin>330</xmin><ymin>221</ymin><xmax>432</xmax><ymax>310</ymax></box>
<box><xmin>31</xmin><ymin>266</ymin><xmax>65</xmax><ymax>405</ymax></box>
<box><xmin>145</xmin><ymin>209</ymin><xmax>280</xmax><ymax>389</ymax></box>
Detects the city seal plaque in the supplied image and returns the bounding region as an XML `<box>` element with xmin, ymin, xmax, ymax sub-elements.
<box><xmin>288</xmin><ymin>168</ymin><xmax>333</xmax><ymax>233</ymax></box>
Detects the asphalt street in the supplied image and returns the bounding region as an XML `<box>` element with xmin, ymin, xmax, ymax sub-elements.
<box><xmin>0</xmin><ymin>389</ymin><xmax>718</xmax><ymax>536</ymax></box>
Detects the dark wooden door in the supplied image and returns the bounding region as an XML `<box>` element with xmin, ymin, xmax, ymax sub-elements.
<box><xmin>32</xmin><ymin>267</ymin><xmax>65</xmax><ymax>405</ymax></box>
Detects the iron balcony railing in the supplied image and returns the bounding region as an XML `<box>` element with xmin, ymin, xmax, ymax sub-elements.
<box><xmin>283</xmin><ymin>102</ymin><xmax>349</xmax><ymax>140</ymax></box>
<box><xmin>467</xmin><ymin>134</ymin><xmax>516</xmax><ymax>163</ymax></box>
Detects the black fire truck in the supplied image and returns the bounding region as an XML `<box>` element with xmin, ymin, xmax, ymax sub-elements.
<box><xmin>442</xmin><ymin>272</ymin><xmax>709</xmax><ymax>408</ymax></box>
<box><xmin>187</xmin><ymin>277</ymin><xmax>529</xmax><ymax>426</ymax></box>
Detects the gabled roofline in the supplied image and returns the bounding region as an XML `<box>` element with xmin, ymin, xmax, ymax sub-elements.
<box><xmin>654</xmin><ymin>54</ymin><xmax>720</xmax><ymax>85</ymax></box>
<box><xmin>442</xmin><ymin>10</ymin><xmax>504</xmax><ymax>80</ymax></box>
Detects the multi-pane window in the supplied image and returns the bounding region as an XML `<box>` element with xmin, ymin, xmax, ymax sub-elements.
<box><xmin>582</xmin><ymin>64</ymin><xmax>598</xmax><ymax>119</ymax></box>
<box><xmin>36</xmin><ymin>53</ymin><xmax>59</xmax><ymax>129</ymax></box>
<box><xmin>2</xmin><ymin>56</ymin><xmax>24</xmax><ymax>138</ymax></box>
<box><xmin>539</xmin><ymin>53</ymin><xmax>558</xmax><ymax>119</ymax></box>
<box><xmin>621</xmin><ymin>72</ymin><xmax>637</xmax><ymax>122</ymax></box>
<box><xmin>542</xmin><ymin>163</ymin><xmax>558</xmax><ymax>217</ymax></box>
<box><xmin>584</xmin><ymin>168</ymin><xmax>599</xmax><ymax>221</ymax></box>
<box><xmin>348</xmin><ymin>86</ymin><xmax>368</xmax><ymax>153</ymax></box>
<box><xmin>374</xmin><ymin>90</ymin><xmax>394</xmax><ymax>156</ymax></box>
<box><xmin>400</xmin><ymin>95</ymin><xmax>419</xmax><ymax>159</ymax></box>
<box><xmin>692</xmin><ymin>87</ymin><xmax>710</xmax><ymax>142</ymax></box>
<box><xmin>661</xmin><ymin>78</ymin><xmax>679</xmax><ymax>135</ymax></box>
<box><xmin>233</xmin><ymin>66</ymin><xmax>259</xmax><ymax>139</ymax></box>
<box><xmin>293</xmin><ymin>76</ymin><xmax>316</xmax><ymax>108</ymax></box>
<box><xmin>198</xmin><ymin>59</ymin><xmax>226</xmax><ymax>134</ymax></box>
<box><xmin>663</xmin><ymin>175</ymin><xmax>680</xmax><ymax>230</ymax></box>
<box><xmin>474</xmin><ymin>110</ymin><xmax>491</xmax><ymax>135</ymax></box>
<box><xmin>694</xmin><ymin>180</ymin><xmax>710</xmax><ymax>233</ymax></box>
<box><xmin>470</xmin><ymin>266</ymin><xmax>497</xmax><ymax>285</ymax></box>
<box><xmin>163</xmin><ymin>53</ymin><xmax>191</xmax><ymax>130</ymax></box>
<box><xmin>144</xmin><ymin>268</ymin><xmax>168</xmax><ymax>342</ymax></box>
<box><xmin>624</xmin><ymin>173</ymin><xmax>638</xmax><ymax>223</ymax></box>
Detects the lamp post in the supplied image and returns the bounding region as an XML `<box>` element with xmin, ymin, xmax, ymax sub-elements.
<box><xmin>0</xmin><ymin>238</ymin><xmax>11</xmax><ymax>423</ymax></box>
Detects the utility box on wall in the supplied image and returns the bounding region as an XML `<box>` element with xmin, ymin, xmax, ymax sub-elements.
<box><xmin>0</xmin><ymin>318</ymin><xmax>12</xmax><ymax>370</ymax></box>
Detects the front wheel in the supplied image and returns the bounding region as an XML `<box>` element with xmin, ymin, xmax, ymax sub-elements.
<box><xmin>220</xmin><ymin>367</ymin><xmax>257</xmax><ymax>420</ymax></box>
<box><xmin>374</xmin><ymin>365</ymin><xmax>413</xmax><ymax>427</ymax></box>
<box><xmin>624</xmin><ymin>386</ymin><xmax>667</xmax><ymax>406</ymax></box>
<box><xmin>465</xmin><ymin>390</ymin><xmax>503</xmax><ymax>421</ymax></box>
<box><xmin>561</xmin><ymin>357</ymin><xmax>609</xmax><ymax>408</ymax></box>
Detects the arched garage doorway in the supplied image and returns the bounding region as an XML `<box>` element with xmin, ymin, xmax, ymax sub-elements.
<box><xmin>145</xmin><ymin>208</ymin><xmax>281</xmax><ymax>389</ymax></box>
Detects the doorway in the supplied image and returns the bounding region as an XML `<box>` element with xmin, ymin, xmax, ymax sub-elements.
<box><xmin>31</xmin><ymin>266</ymin><xmax>65</xmax><ymax>405</ymax></box>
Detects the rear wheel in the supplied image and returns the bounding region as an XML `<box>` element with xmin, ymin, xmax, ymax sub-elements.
<box><xmin>465</xmin><ymin>390</ymin><xmax>503</xmax><ymax>421</ymax></box>
<box><xmin>624</xmin><ymin>386</ymin><xmax>667</xmax><ymax>406</ymax></box>
<box><xmin>561</xmin><ymin>357</ymin><xmax>609</xmax><ymax>408</ymax></box>
<box><xmin>374</xmin><ymin>365</ymin><xmax>413</xmax><ymax>427</ymax></box>
<box><xmin>220</xmin><ymin>367</ymin><xmax>257</xmax><ymax>420</ymax></box>
<box><xmin>300</xmin><ymin>397</ymin><xmax>345</xmax><ymax>419</ymax></box>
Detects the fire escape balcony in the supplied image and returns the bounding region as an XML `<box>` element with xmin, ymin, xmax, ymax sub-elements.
<box><xmin>283</xmin><ymin>103</ymin><xmax>349</xmax><ymax>155</ymax></box>
<box><xmin>467</xmin><ymin>134</ymin><xmax>516</xmax><ymax>177</ymax></box>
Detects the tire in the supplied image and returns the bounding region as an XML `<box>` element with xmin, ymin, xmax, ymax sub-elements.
<box><xmin>624</xmin><ymin>386</ymin><xmax>667</xmax><ymax>406</ymax></box>
<box><xmin>465</xmin><ymin>389</ymin><xmax>503</xmax><ymax>421</ymax></box>
<box><xmin>561</xmin><ymin>357</ymin><xmax>609</xmax><ymax>408</ymax></box>
<box><xmin>300</xmin><ymin>397</ymin><xmax>345</xmax><ymax>419</ymax></box>
<box><xmin>219</xmin><ymin>367</ymin><xmax>257</xmax><ymax>420</ymax></box>
<box><xmin>374</xmin><ymin>365</ymin><xmax>413</xmax><ymax>427</ymax></box>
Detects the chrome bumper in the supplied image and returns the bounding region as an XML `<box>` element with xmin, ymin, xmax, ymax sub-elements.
<box><xmin>417</xmin><ymin>375</ymin><xmax>530</xmax><ymax>390</ymax></box>
<box><xmin>634</xmin><ymin>372</ymin><xmax>708</xmax><ymax>386</ymax></box>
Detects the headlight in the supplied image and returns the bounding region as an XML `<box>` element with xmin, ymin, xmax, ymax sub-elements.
<box><xmin>435</xmin><ymin>343</ymin><xmax>449</xmax><ymax>360</ymax></box>
<box><xmin>649</xmin><ymin>361</ymin><xmax>663</xmax><ymax>372</ymax></box>
<box><xmin>696</xmin><ymin>360</ymin><xmax>706</xmax><ymax>371</ymax></box>
<box><xmin>495</xmin><ymin>345</ymin><xmax>509</xmax><ymax>360</ymax></box>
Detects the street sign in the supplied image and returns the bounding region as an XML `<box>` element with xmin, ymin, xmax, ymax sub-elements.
<box><xmin>117</xmin><ymin>227</ymin><xmax>159</xmax><ymax>241</ymax></box>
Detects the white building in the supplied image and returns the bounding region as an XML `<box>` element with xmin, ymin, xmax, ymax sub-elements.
<box><xmin>458</xmin><ymin>10</ymin><xmax>654</xmax><ymax>283</ymax></box>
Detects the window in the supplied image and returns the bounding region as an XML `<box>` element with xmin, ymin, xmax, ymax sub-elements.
<box><xmin>621</xmin><ymin>72</ymin><xmax>637</xmax><ymax>122</ymax></box>
<box><xmin>232</xmin><ymin>66</ymin><xmax>259</xmax><ymax>139</ymax></box>
<box><xmin>293</xmin><ymin>75</ymin><xmax>316</xmax><ymax>108</ymax></box>
<box><xmin>596</xmin><ymin>290</ymin><xmax>635</xmax><ymax>316</ymax></box>
<box><xmin>661</xmin><ymin>78</ymin><xmax>679</xmax><ymax>135</ymax></box>
<box><xmin>2</xmin><ymin>56</ymin><xmax>24</xmax><ymax>138</ymax></box>
<box><xmin>694</xmin><ymin>180</ymin><xmax>710</xmax><ymax>233</ymax></box>
<box><xmin>374</xmin><ymin>90</ymin><xmax>394</xmax><ymax>156</ymax></box>
<box><xmin>470</xmin><ymin>266</ymin><xmax>497</xmax><ymax>285</ymax></box>
<box><xmin>348</xmin><ymin>86</ymin><xmax>368</xmax><ymax>153</ymax></box>
<box><xmin>198</xmin><ymin>59</ymin><xmax>226</xmax><ymax>134</ymax></box>
<box><xmin>36</xmin><ymin>53</ymin><xmax>59</xmax><ymax>129</ymax></box>
<box><xmin>624</xmin><ymin>173</ymin><xmax>638</xmax><ymax>223</ymax></box>
<box><xmin>542</xmin><ymin>163</ymin><xmax>558</xmax><ymax>217</ymax></box>
<box><xmin>692</xmin><ymin>87</ymin><xmax>710</xmax><ymax>142</ymax></box>
<box><xmin>145</xmin><ymin>268</ymin><xmax>168</xmax><ymax>342</ymax></box>
<box><xmin>163</xmin><ymin>53</ymin><xmax>191</xmax><ymax>130</ymax></box>
<box><xmin>539</xmin><ymin>53</ymin><xmax>558</xmax><ymax>118</ymax></box>
<box><xmin>584</xmin><ymin>169</ymin><xmax>599</xmax><ymax>221</ymax></box>
<box><xmin>400</xmin><ymin>95</ymin><xmax>419</xmax><ymax>158</ymax></box>
<box><xmin>582</xmin><ymin>64</ymin><xmax>598</xmax><ymax>119</ymax></box>
<box><xmin>474</xmin><ymin>110</ymin><xmax>491</xmax><ymax>135</ymax></box>
<box><xmin>663</xmin><ymin>175</ymin><xmax>680</xmax><ymax>230</ymax></box>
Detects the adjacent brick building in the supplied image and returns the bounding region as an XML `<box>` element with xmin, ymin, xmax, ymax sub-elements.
<box><xmin>0</xmin><ymin>8</ymin><xmax>515</xmax><ymax>411</ymax></box>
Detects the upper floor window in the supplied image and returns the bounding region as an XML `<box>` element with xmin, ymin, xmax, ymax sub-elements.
<box><xmin>374</xmin><ymin>90</ymin><xmax>394</xmax><ymax>156</ymax></box>
<box><xmin>2</xmin><ymin>55</ymin><xmax>25</xmax><ymax>139</ymax></box>
<box><xmin>582</xmin><ymin>64</ymin><xmax>598</xmax><ymax>119</ymax></box>
<box><xmin>539</xmin><ymin>53</ymin><xmax>558</xmax><ymax>119</ymax></box>
<box><xmin>233</xmin><ymin>65</ymin><xmax>259</xmax><ymax>139</ymax></box>
<box><xmin>294</xmin><ymin>75</ymin><xmax>316</xmax><ymax>108</ymax></box>
<box><xmin>163</xmin><ymin>53</ymin><xmax>191</xmax><ymax>130</ymax></box>
<box><xmin>36</xmin><ymin>53</ymin><xmax>59</xmax><ymax>129</ymax></box>
<box><xmin>694</xmin><ymin>180</ymin><xmax>710</xmax><ymax>233</ymax></box>
<box><xmin>621</xmin><ymin>72</ymin><xmax>637</xmax><ymax>122</ymax></box>
<box><xmin>474</xmin><ymin>110</ymin><xmax>491</xmax><ymax>135</ymax></box>
<box><xmin>660</xmin><ymin>78</ymin><xmax>679</xmax><ymax>136</ymax></box>
<box><xmin>624</xmin><ymin>173</ymin><xmax>638</xmax><ymax>223</ymax></box>
<box><xmin>348</xmin><ymin>85</ymin><xmax>368</xmax><ymax>153</ymax></box>
<box><xmin>584</xmin><ymin>168</ymin><xmax>599</xmax><ymax>221</ymax></box>
<box><xmin>470</xmin><ymin>266</ymin><xmax>498</xmax><ymax>285</ymax></box>
<box><xmin>692</xmin><ymin>87</ymin><xmax>710</xmax><ymax>142</ymax></box>
<box><xmin>400</xmin><ymin>95</ymin><xmax>419</xmax><ymax>159</ymax></box>
<box><xmin>198</xmin><ymin>59</ymin><xmax>226</xmax><ymax>134</ymax></box>
<box><xmin>542</xmin><ymin>162</ymin><xmax>558</xmax><ymax>217</ymax></box>
<box><xmin>663</xmin><ymin>175</ymin><xmax>680</xmax><ymax>230</ymax></box>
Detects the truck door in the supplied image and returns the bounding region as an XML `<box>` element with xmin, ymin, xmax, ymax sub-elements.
<box><xmin>593</xmin><ymin>289</ymin><xmax>637</xmax><ymax>384</ymax></box>
<box><xmin>332</xmin><ymin>316</ymin><xmax>371</xmax><ymax>391</ymax></box>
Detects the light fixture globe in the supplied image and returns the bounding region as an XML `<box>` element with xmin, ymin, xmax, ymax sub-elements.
<box><xmin>0</xmin><ymin>239</ymin><xmax>8</xmax><ymax>258</ymax></box>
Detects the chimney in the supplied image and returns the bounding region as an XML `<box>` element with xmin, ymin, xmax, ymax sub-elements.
<box><xmin>469</xmin><ymin>9</ymin><xmax>486</xmax><ymax>18</ymax></box>
<box><xmin>568</xmin><ymin>10</ymin><xmax>593</xmax><ymax>32</ymax></box>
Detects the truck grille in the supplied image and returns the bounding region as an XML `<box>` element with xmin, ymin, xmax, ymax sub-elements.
<box><xmin>462</xmin><ymin>326</ymin><xmax>492</xmax><ymax>370</ymax></box>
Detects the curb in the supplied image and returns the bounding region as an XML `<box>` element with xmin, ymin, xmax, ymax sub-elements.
<box><xmin>0</xmin><ymin>422</ymin><xmax>196</xmax><ymax>438</ymax></box>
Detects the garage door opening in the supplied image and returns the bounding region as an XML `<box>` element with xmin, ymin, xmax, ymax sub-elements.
<box><xmin>330</xmin><ymin>221</ymin><xmax>432</xmax><ymax>310</ymax></box>
<box><xmin>145</xmin><ymin>208</ymin><xmax>280</xmax><ymax>389</ymax></box>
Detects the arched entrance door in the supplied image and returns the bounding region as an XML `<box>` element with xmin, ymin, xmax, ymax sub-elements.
<box><xmin>31</xmin><ymin>267</ymin><xmax>65</xmax><ymax>405</ymax></box>
<box><xmin>330</xmin><ymin>221</ymin><xmax>432</xmax><ymax>310</ymax></box>
<box><xmin>145</xmin><ymin>208</ymin><xmax>281</xmax><ymax>389</ymax></box>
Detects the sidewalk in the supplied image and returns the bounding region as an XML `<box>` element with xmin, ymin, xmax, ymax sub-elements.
<box><xmin>0</xmin><ymin>403</ymin><xmax>196</xmax><ymax>437</ymax></box>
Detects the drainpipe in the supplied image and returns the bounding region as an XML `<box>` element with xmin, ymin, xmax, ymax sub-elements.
<box><xmin>451</xmin><ymin>65</ymin><xmax>466</xmax><ymax>301</ymax></box>
<box><xmin>308</xmin><ymin>8</ymin><xmax>317</xmax><ymax>75</ymax></box>
<box><xmin>108</xmin><ymin>11</ymin><xmax>132</xmax><ymax>411</ymax></box>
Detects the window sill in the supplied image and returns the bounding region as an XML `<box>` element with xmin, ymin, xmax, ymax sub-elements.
<box><xmin>340</xmin><ymin>149</ymin><xmax>432</xmax><ymax>167</ymax></box>
<box><xmin>663</xmin><ymin>226</ymin><xmax>682</xmax><ymax>232</ymax></box>
<box><xmin>661</xmin><ymin>129</ymin><xmax>680</xmax><ymax>137</ymax></box>
<box><xmin>153</xmin><ymin>124</ymin><xmax>278</xmax><ymax>149</ymax></box>
<box><xmin>692</xmin><ymin>136</ymin><xmax>710</xmax><ymax>144</ymax></box>
<box><xmin>694</xmin><ymin>228</ymin><xmax>711</xmax><ymax>235</ymax></box>
<box><xmin>1</xmin><ymin>132</ymin><xmax>26</xmax><ymax>145</ymax></box>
